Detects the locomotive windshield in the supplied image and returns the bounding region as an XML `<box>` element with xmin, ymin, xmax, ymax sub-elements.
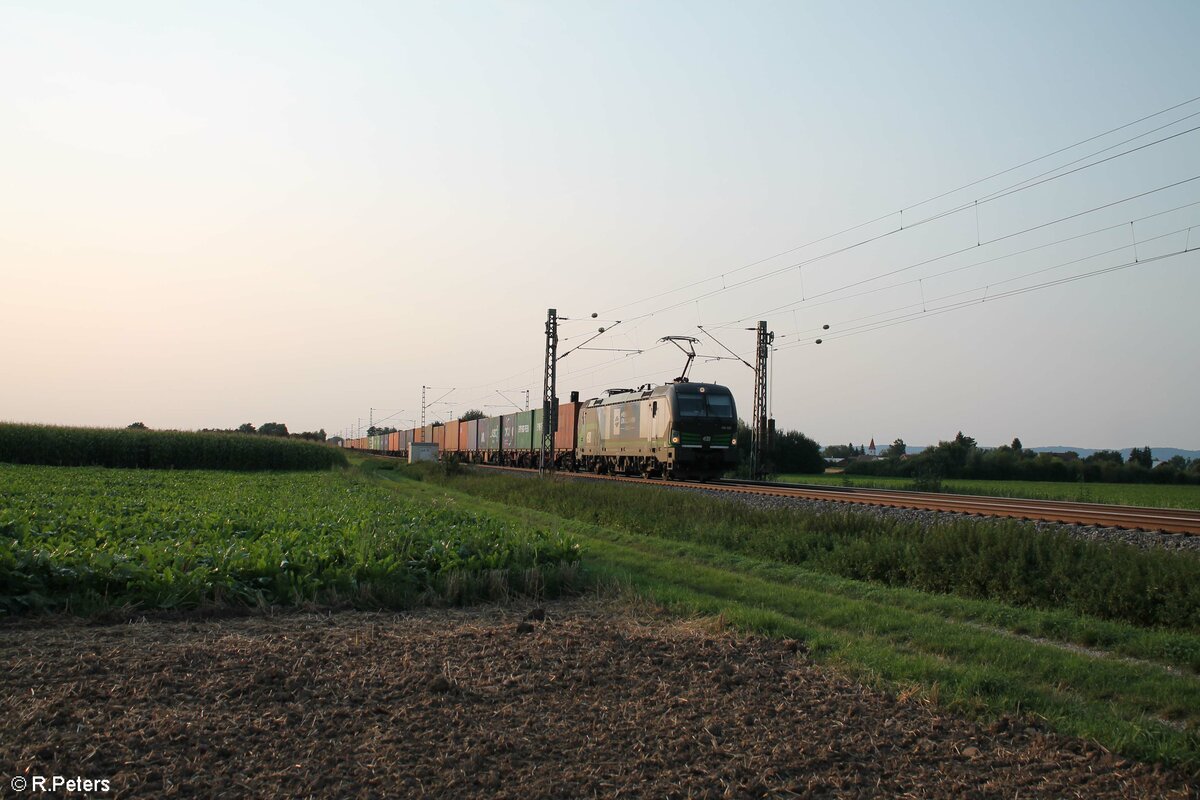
<box><xmin>677</xmin><ymin>390</ymin><xmax>734</xmax><ymax>418</ymax></box>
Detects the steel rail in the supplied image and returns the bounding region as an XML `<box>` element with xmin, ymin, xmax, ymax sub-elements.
<box><xmin>466</xmin><ymin>464</ymin><xmax>1200</xmax><ymax>535</ymax></box>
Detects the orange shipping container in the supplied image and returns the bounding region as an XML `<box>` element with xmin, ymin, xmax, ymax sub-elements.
<box><xmin>432</xmin><ymin>425</ymin><xmax>445</xmax><ymax>450</ymax></box>
<box><xmin>555</xmin><ymin>401</ymin><xmax>581</xmax><ymax>451</ymax></box>
<box><xmin>443</xmin><ymin>420</ymin><xmax>460</xmax><ymax>454</ymax></box>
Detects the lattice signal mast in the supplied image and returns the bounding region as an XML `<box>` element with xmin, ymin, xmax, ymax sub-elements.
<box><xmin>540</xmin><ymin>308</ymin><xmax>558</xmax><ymax>475</ymax></box>
<box><xmin>751</xmin><ymin>321</ymin><xmax>774</xmax><ymax>479</ymax></box>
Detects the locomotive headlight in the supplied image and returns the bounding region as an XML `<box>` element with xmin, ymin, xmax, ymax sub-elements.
<box><xmin>730</xmin><ymin>437</ymin><xmax>737</xmax><ymax>445</ymax></box>
<box><xmin>671</xmin><ymin>432</ymin><xmax>680</xmax><ymax>444</ymax></box>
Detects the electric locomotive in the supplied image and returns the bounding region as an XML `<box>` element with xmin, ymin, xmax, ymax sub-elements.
<box><xmin>576</xmin><ymin>380</ymin><xmax>738</xmax><ymax>480</ymax></box>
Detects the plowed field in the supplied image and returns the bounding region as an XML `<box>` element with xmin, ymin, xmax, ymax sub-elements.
<box><xmin>2</xmin><ymin>603</ymin><xmax>1195</xmax><ymax>798</ymax></box>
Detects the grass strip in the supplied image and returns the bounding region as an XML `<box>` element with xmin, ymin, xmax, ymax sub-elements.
<box><xmin>778</xmin><ymin>473</ymin><xmax>1200</xmax><ymax>510</ymax></box>
<box><xmin>383</xmin><ymin>464</ymin><xmax>1200</xmax><ymax>649</ymax></box>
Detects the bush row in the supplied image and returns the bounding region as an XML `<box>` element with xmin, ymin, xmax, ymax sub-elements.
<box><xmin>847</xmin><ymin>436</ymin><xmax>1200</xmax><ymax>485</ymax></box>
<box><xmin>0</xmin><ymin>423</ymin><xmax>347</xmax><ymax>471</ymax></box>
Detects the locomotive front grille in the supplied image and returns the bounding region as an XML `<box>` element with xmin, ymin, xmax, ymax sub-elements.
<box><xmin>678</xmin><ymin>431</ymin><xmax>733</xmax><ymax>448</ymax></box>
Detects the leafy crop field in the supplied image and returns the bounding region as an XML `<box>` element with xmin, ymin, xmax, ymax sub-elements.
<box><xmin>0</xmin><ymin>423</ymin><xmax>346</xmax><ymax>471</ymax></box>
<box><xmin>0</xmin><ymin>464</ymin><xmax>579</xmax><ymax>614</ymax></box>
<box><xmin>778</xmin><ymin>473</ymin><xmax>1200</xmax><ymax>509</ymax></box>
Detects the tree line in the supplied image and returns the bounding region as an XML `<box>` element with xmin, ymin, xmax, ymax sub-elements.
<box><xmin>846</xmin><ymin>432</ymin><xmax>1200</xmax><ymax>485</ymax></box>
<box><xmin>130</xmin><ymin>422</ymin><xmax>328</xmax><ymax>442</ymax></box>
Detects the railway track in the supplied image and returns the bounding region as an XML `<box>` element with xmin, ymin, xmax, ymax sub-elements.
<box><xmin>468</xmin><ymin>464</ymin><xmax>1200</xmax><ymax>535</ymax></box>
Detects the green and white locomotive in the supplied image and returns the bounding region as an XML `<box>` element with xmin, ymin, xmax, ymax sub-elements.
<box><xmin>576</xmin><ymin>381</ymin><xmax>738</xmax><ymax>480</ymax></box>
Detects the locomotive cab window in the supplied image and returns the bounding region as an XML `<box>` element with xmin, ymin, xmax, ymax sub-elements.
<box><xmin>651</xmin><ymin>401</ymin><xmax>658</xmax><ymax>417</ymax></box>
<box><xmin>677</xmin><ymin>390</ymin><xmax>734</xmax><ymax>418</ymax></box>
<box><xmin>678</xmin><ymin>395</ymin><xmax>705</xmax><ymax>417</ymax></box>
<box><xmin>706</xmin><ymin>394</ymin><xmax>734</xmax><ymax>418</ymax></box>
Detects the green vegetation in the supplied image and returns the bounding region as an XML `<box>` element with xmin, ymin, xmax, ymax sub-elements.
<box><xmin>732</xmin><ymin>419</ymin><xmax>823</xmax><ymax>475</ymax></box>
<box><xmin>379</xmin><ymin>468</ymin><xmax>1200</xmax><ymax>770</ymax></box>
<box><xmin>0</xmin><ymin>463</ymin><xmax>580</xmax><ymax>614</ymax></box>
<box><xmin>6</xmin><ymin>447</ymin><xmax>1196</xmax><ymax>768</ymax></box>
<box><xmin>846</xmin><ymin>432</ymin><xmax>1200</xmax><ymax>485</ymax></box>
<box><xmin>0</xmin><ymin>423</ymin><xmax>346</xmax><ymax>471</ymax></box>
<box><xmin>385</xmin><ymin>464</ymin><xmax>1200</xmax><ymax>632</ymax></box>
<box><xmin>778</xmin><ymin>473</ymin><xmax>1200</xmax><ymax>509</ymax></box>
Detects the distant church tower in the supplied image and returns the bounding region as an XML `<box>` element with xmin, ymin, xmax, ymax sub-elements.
<box><xmin>869</xmin><ymin>438</ymin><xmax>876</xmax><ymax>455</ymax></box>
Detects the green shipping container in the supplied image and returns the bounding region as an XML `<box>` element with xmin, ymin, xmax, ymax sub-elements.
<box><xmin>501</xmin><ymin>414</ymin><xmax>516</xmax><ymax>450</ymax></box>
<box><xmin>514</xmin><ymin>410</ymin><xmax>534</xmax><ymax>451</ymax></box>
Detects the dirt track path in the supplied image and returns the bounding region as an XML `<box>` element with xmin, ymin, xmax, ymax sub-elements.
<box><xmin>2</xmin><ymin>602</ymin><xmax>1195</xmax><ymax>798</ymax></box>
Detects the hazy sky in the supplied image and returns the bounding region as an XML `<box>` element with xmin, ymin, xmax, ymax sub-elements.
<box><xmin>3</xmin><ymin>1</ymin><xmax>1198</xmax><ymax>449</ymax></box>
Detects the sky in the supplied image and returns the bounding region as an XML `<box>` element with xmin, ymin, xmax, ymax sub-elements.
<box><xmin>2</xmin><ymin>0</ymin><xmax>1198</xmax><ymax>449</ymax></box>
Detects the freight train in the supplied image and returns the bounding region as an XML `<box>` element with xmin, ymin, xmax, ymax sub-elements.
<box><xmin>344</xmin><ymin>380</ymin><xmax>739</xmax><ymax>480</ymax></box>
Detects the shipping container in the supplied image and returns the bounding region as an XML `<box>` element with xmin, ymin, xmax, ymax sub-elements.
<box><xmin>556</xmin><ymin>401</ymin><xmax>581</xmax><ymax>451</ymax></box>
<box><xmin>389</xmin><ymin>432</ymin><xmax>400</xmax><ymax>452</ymax></box>
<box><xmin>480</xmin><ymin>417</ymin><xmax>499</xmax><ymax>451</ymax></box>
<box><xmin>514</xmin><ymin>410</ymin><xmax>534</xmax><ymax>451</ymax></box>
<box><xmin>432</xmin><ymin>425</ymin><xmax>445</xmax><ymax>450</ymax></box>
<box><xmin>500</xmin><ymin>413</ymin><xmax>517</xmax><ymax>450</ymax></box>
<box><xmin>423</xmin><ymin>425</ymin><xmax>435</xmax><ymax>444</ymax></box>
<box><xmin>461</xmin><ymin>420</ymin><xmax>475</xmax><ymax>452</ymax></box>
<box><xmin>443</xmin><ymin>420</ymin><xmax>460</xmax><ymax>454</ymax></box>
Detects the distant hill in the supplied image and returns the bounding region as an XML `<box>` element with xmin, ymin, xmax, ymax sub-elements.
<box><xmin>1029</xmin><ymin>446</ymin><xmax>1200</xmax><ymax>462</ymax></box>
<box><xmin>882</xmin><ymin>445</ymin><xmax>1198</xmax><ymax>461</ymax></box>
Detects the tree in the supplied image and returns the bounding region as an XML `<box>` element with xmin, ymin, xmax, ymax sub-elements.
<box><xmin>1010</xmin><ymin>437</ymin><xmax>1023</xmax><ymax>453</ymax></box>
<box><xmin>366</xmin><ymin>426</ymin><xmax>397</xmax><ymax>436</ymax></box>
<box><xmin>1086</xmin><ymin>449</ymin><xmax>1124</xmax><ymax>465</ymax></box>
<box><xmin>770</xmin><ymin>430</ymin><xmax>824</xmax><ymax>474</ymax></box>
<box><xmin>884</xmin><ymin>438</ymin><xmax>906</xmax><ymax>458</ymax></box>
<box><xmin>1128</xmin><ymin>446</ymin><xmax>1153</xmax><ymax>469</ymax></box>
<box><xmin>237</xmin><ymin>423</ymin><xmax>257</xmax><ymax>434</ymax></box>
<box><xmin>259</xmin><ymin>422</ymin><xmax>289</xmax><ymax>437</ymax></box>
<box><xmin>459</xmin><ymin>409</ymin><xmax>486</xmax><ymax>422</ymax></box>
<box><xmin>127</xmin><ymin>422</ymin><xmax>148</xmax><ymax>430</ymax></box>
